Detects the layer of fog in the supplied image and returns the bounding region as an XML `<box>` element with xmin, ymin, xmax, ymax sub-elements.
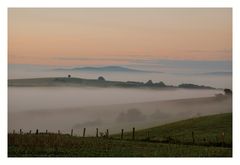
<box><xmin>8</xmin><ymin>60</ymin><xmax>232</xmax><ymax>134</ymax></box>
<box><xmin>8</xmin><ymin>87</ymin><xmax>231</xmax><ymax>135</ymax></box>
<box><xmin>8</xmin><ymin>87</ymin><xmax>223</xmax><ymax>112</ymax></box>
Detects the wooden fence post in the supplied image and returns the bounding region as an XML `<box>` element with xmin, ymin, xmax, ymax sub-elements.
<box><xmin>147</xmin><ymin>131</ymin><xmax>150</xmax><ymax>140</ymax></box>
<box><xmin>71</xmin><ymin>129</ymin><xmax>73</xmax><ymax>136</ymax></box>
<box><xmin>221</xmin><ymin>132</ymin><xmax>225</xmax><ymax>144</ymax></box>
<box><xmin>106</xmin><ymin>129</ymin><xmax>109</xmax><ymax>138</ymax></box>
<box><xmin>36</xmin><ymin>129</ymin><xmax>39</xmax><ymax>135</ymax></box>
<box><xmin>121</xmin><ymin>129</ymin><xmax>124</xmax><ymax>140</ymax></box>
<box><xmin>96</xmin><ymin>128</ymin><xmax>98</xmax><ymax>138</ymax></box>
<box><xmin>192</xmin><ymin>131</ymin><xmax>195</xmax><ymax>144</ymax></box>
<box><xmin>46</xmin><ymin>130</ymin><xmax>48</xmax><ymax>134</ymax></box>
<box><xmin>132</xmin><ymin>127</ymin><xmax>135</xmax><ymax>140</ymax></box>
<box><xmin>29</xmin><ymin>130</ymin><xmax>32</xmax><ymax>134</ymax></box>
<box><xmin>20</xmin><ymin>129</ymin><xmax>22</xmax><ymax>135</ymax></box>
<box><xmin>83</xmin><ymin>128</ymin><xmax>86</xmax><ymax>137</ymax></box>
<box><xmin>58</xmin><ymin>130</ymin><xmax>60</xmax><ymax>135</ymax></box>
<box><xmin>13</xmin><ymin>130</ymin><xmax>15</xmax><ymax>134</ymax></box>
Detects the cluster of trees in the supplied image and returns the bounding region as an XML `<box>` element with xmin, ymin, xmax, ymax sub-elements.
<box><xmin>178</xmin><ymin>83</ymin><xmax>213</xmax><ymax>89</ymax></box>
<box><xmin>98</xmin><ymin>76</ymin><xmax>105</xmax><ymax>81</ymax></box>
<box><xmin>64</xmin><ymin>75</ymin><xmax>226</xmax><ymax>90</ymax></box>
<box><xmin>224</xmin><ymin>88</ymin><xmax>232</xmax><ymax>95</ymax></box>
<box><xmin>97</xmin><ymin>76</ymin><xmax>167</xmax><ymax>88</ymax></box>
<box><xmin>126</xmin><ymin>80</ymin><xmax>166</xmax><ymax>87</ymax></box>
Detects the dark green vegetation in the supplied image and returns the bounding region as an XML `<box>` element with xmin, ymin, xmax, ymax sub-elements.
<box><xmin>113</xmin><ymin>113</ymin><xmax>232</xmax><ymax>146</ymax></box>
<box><xmin>8</xmin><ymin>77</ymin><xmax>214</xmax><ymax>89</ymax></box>
<box><xmin>8</xmin><ymin>113</ymin><xmax>232</xmax><ymax>157</ymax></box>
<box><xmin>178</xmin><ymin>83</ymin><xmax>214</xmax><ymax>89</ymax></box>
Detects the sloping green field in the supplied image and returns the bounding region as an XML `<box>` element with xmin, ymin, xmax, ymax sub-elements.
<box><xmin>8</xmin><ymin>113</ymin><xmax>232</xmax><ymax>157</ymax></box>
<box><xmin>115</xmin><ymin>113</ymin><xmax>232</xmax><ymax>146</ymax></box>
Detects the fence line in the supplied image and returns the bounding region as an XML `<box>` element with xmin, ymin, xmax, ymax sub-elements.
<box><xmin>8</xmin><ymin>128</ymin><xmax>229</xmax><ymax>147</ymax></box>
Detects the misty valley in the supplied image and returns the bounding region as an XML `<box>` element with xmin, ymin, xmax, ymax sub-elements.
<box><xmin>7</xmin><ymin>8</ymin><xmax>233</xmax><ymax>157</ymax></box>
<box><xmin>8</xmin><ymin>85</ymin><xmax>231</xmax><ymax>135</ymax></box>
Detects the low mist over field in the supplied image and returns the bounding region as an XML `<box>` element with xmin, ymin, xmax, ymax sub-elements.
<box><xmin>8</xmin><ymin>87</ymin><xmax>223</xmax><ymax>112</ymax></box>
<box><xmin>8</xmin><ymin>87</ymin><xmax>231</xmax><ymax>135</ymax></box>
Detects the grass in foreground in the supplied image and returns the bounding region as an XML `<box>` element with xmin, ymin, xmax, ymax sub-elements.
<box><xmin>114</xmin><ymin>113</ymin><xmax>232</xmax><ymax>146</ymax></box>
<box><xmin>8</xmin><ymin>135</ymin><xmax>231</xmax><ymax>157</ymax></box>
<box><xmin>8</xmin><ymin>113</ymin><xmax>232</xmax><ymax>157</ymax></box>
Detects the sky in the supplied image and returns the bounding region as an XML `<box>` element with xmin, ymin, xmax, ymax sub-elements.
<box><xmin>8</xmin><ymin>8</ymin><xmax>232</xmax><ymax>66</ymax></box>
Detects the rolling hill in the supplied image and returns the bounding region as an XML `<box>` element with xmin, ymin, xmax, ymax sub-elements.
<box><xmin>54</xmin><ymin>66</ymin><xmax>161</xmax><ymax>73</ymax></box>
<box><xmin>8</xmin><ymin>77</ymin><xmax>215</xmax><ymax>89</ymax></box>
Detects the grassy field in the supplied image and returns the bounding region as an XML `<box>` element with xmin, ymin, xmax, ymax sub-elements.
<box><xmin>8</xmin><ymin>113</ymin><xmax>232</xmax><ymax>157</ymax></box>
<box><xmin>113</xmin><ymin>113</ymin><xmax>232</xmax><ymax>146</ymax></box>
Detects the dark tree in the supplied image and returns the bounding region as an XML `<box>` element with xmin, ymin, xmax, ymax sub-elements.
<box><xmin>224</xmin><ymin>88</ymin><xmax>232</xmax><ymax>95</ymax></box>
<box><xmin>156</xmin><ymin>81</ymin><xmax>166</xmax><ymax>87</ymax></box>
<box><xmin>98</xmin><ymin>76</ymin><xmax>105</xmax><ymax>81</ymax></box>
<box><xmin>145</xmin><ymin>80</ymin><xmax>153</xmax><ymax>86</ymax></box>
<box><xmin>68</xmin><ymin>74</ymin><xmax>71</xmax><ymax>78</ymax></box>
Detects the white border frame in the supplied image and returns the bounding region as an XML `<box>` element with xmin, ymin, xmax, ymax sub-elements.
<box><xmin>1</xmin><ymin>0</ymin><xmax>239</xmax><ymax>164</ymax></box>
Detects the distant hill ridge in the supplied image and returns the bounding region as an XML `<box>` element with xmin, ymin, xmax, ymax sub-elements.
<box><xmin>8</xmin><ymin>76</ymin><xmax>215</xmax><ymax>89</ymax></box>
<box><xmin>55</xmin><ymin>66</ymin><xmax>162</xmax><ymax>73</ymax></box>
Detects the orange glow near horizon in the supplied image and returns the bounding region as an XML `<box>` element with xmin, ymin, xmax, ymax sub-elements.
<box><xmin>8</xmin><ymin>8</ymin><xmax>232</xmax><ymax>66</ymax></box>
